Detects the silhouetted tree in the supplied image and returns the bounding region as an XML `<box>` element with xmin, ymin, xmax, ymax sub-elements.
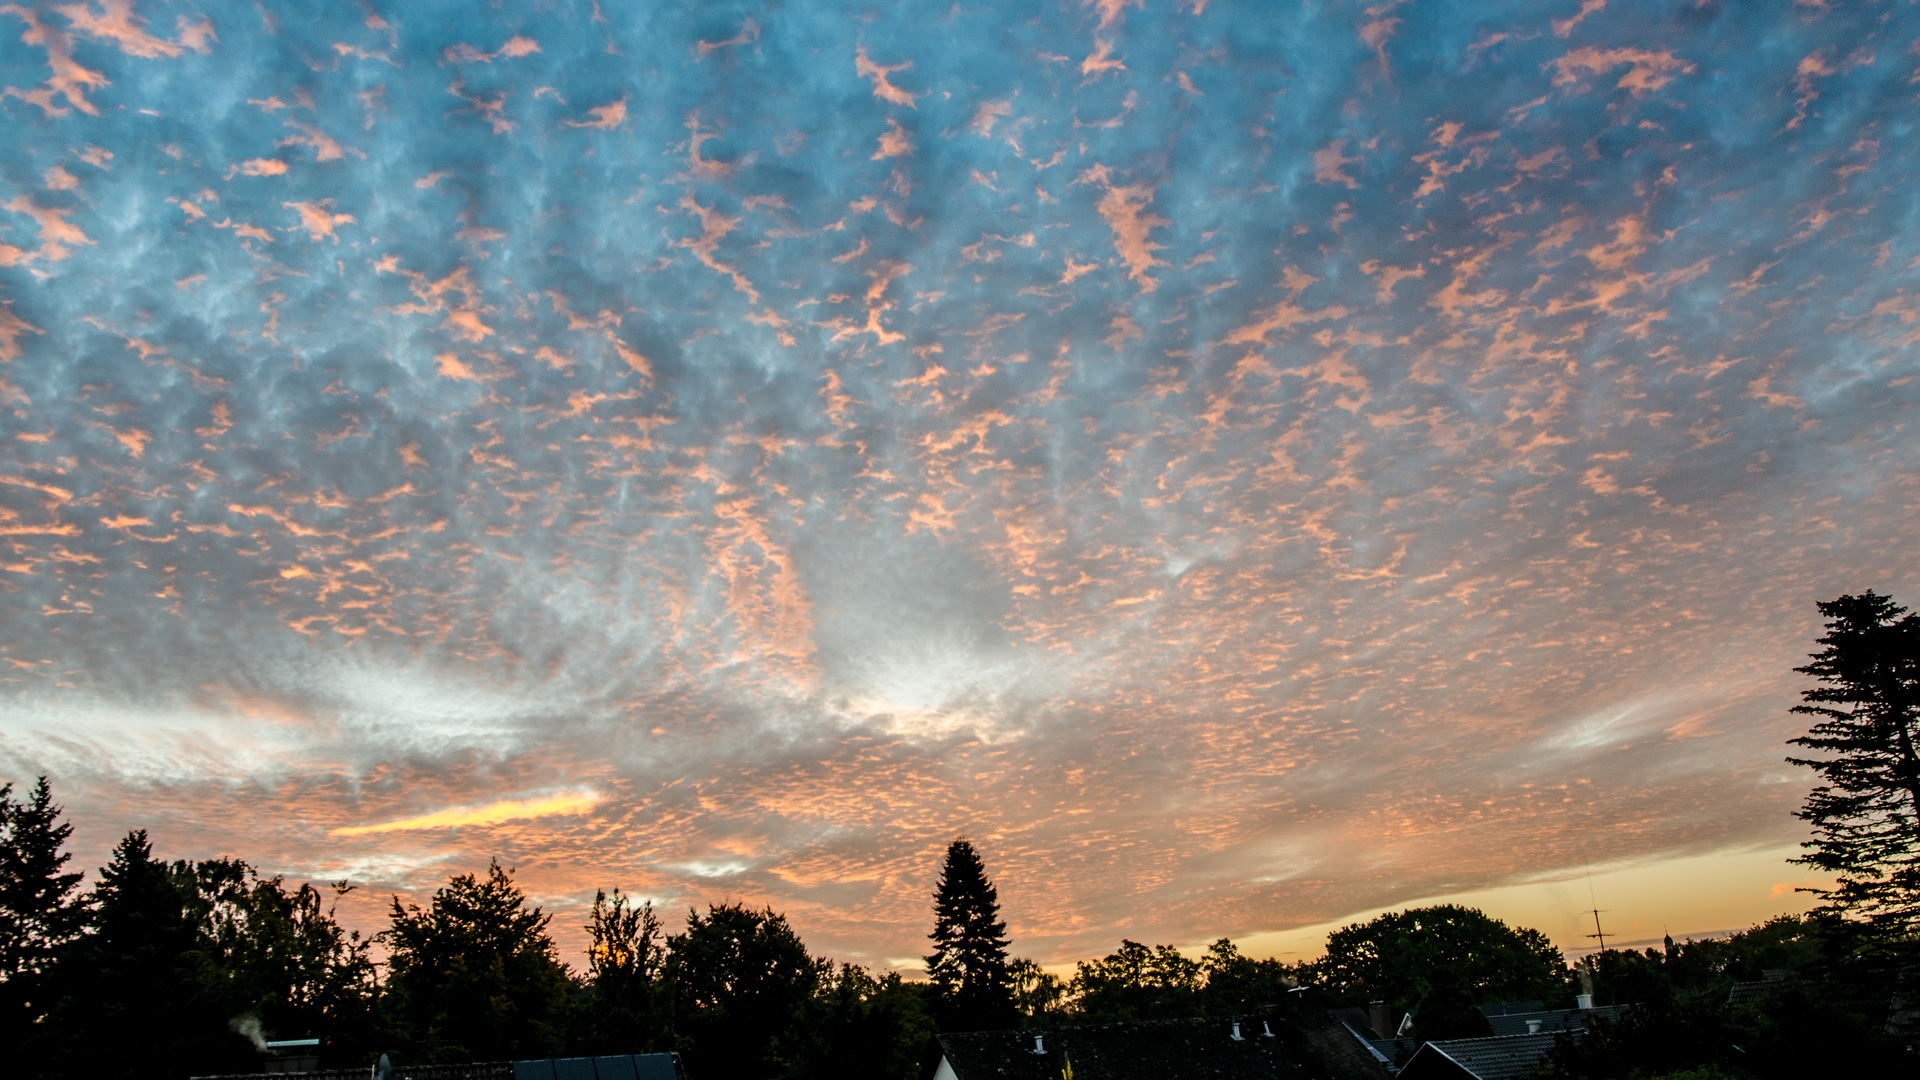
<box><xmin>1007</xmin><ymin>957</ymin><xmax>1065</xmax><ymax>1024</ymax></box>
<box><xmin>0</xmin><ymin>777</ymin><xmax>86</xmax><ymax>1071</ymax></box>
<box><xmin>668</xmin><ymin>902</ymin><xmax>824</xmax><ymax>1080</ymax></box>
<box><xmin>1407</xmin><ymin>968</ymin><xmax>1493</xmax><ymax>1042</ymax></box>
<box><xmin>925</xmin><ymin>839</ymin><xmax>1015</xmax><ymax>1032</ymax></box>
<box><xmin>43</xmin><ymin>830</ymin><xmax>253</xmax><ymax>1079</ymax></box>
<box><xmin>1788</xmin><ymin>590</ymin><xmax>1920</xmax><ymax>940</ymax></box>
<box><xmin>381</xmin><ymin>861</ymin><xmax>569</xmax><ymax>1063</ymax></box>
<box><xmin>180</xmin><ymin>863</ymin><xmax>378</xmax><ymax>1065</ymax></box>
<box><xmin>1070</xmin><ymin>940</ymin><xmax>1203</xmax><ymax>1022</ymax></box>
<box><xmin>1312</xmin><ymin>904</ymin><xmax>1565</xmax><ymax>1013</ymax></box>
<box><xmin>578</xmin><ymin>888</ymin><xmax>671</xmax><ymax>1054</ymax></box>
<box><xmin>788</xmin><ymin>962</ymin><xmax>935</xmax><ymax>1080</ymax></box>
<box><xmin>1194</xmin><ymin>938</ymin><xmax>1304</xmax><ymax>1016</ymax></box>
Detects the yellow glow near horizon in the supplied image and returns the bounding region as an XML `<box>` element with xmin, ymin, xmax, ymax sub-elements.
<box><xmin>329</xmin><ymin>791</ymin><xmax>601</xmax><ymax>837</ymax></box>
<box><xmin>1222</xmin><ymin>844</ymin><xmax>1835</xmax><ymax>966</ymax></box>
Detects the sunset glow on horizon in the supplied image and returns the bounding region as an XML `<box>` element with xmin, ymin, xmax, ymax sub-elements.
<box><xmin>1</xmin><ymin>0</ymin><xmax>1915</xmax><ymax>974</ymax></box>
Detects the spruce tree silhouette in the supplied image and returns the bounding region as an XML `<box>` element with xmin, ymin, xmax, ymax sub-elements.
<box><xmin>0</xmin><ymin>777</ymin><xmax>87</xmax><ymax>1071</ymax></box>
<box><xmin>1790</xmin><ymin>590</ymin><xmax>1920</xmax><ymax>939</ymax></box>
<box><xmin>926</xmin><ymin>838</ymin><xmax>1016</xmax><ymax>1032</ymax></box>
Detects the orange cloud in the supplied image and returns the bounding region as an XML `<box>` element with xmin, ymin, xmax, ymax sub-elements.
<box><xmin>1081</xmin><ymin>38</ymin><xmax>1125</xmax><ymax>79</ymax></box>
<box><xmin>674</xmin><ymin>192</ymin><xmax>757</xmax><ymax>303</ymax></box>
<box><xmin>435</xmin><ymin>353</ymin><xmax>479</xmax><ymax>381</ymax></box>
<box><xmin>969</xmin><ymin>99</ymin><xmax>1013</xmax><ymax>137</ymax></box>
<box><xmin>1553</xmin><ymin>0</ymin><xmax>1607</xmax><ymax>38</ymax></box>
<box><xmin>281</xmin><ymin>200</ymin><xmax>355</xmax><ymax>242</ymax></box>
<box><xmin>565</xmin><ymin>97</ymin><xmax>627</xmax><ymax>130</ymax></box>
<box><xmin>1221</xmin><ymin>300</ymin><xmax>1348</xmax><ymax>347</ymax></box>
<box><xmin>443</xmin><ymin>35</ymin><xmax>541</xmax><ymax>63</ymax></box>
<box><xmin>1360</xmin><ymin>260</ymin><xmax>1426</xmax><ymax>304</ymax></box>
<box><xmin>694</xmin><ymin>17</ymin><xmax>758</xmax><ymax>60</ymax></box>
<box><xmin>0</xmin><ymin>194</ymin><xmax>93</xmax><ymax>265</ymax></box>
<box><xmin>855</xmin><ymin>47</ymin><xmax>917</xmax><ymax>107</ymax></box>
<box><xmin>0</xmin><ymin>5</ymin><xmax>109</xmax><ymax>116</ymax></box>
<box><xmin>1313</xmin><ymin>140</ymin><xmax>1361</xmax><ymax>189</ymax></box>
<box><xmin>873</xmin><ymin>118</ymin><xmax>913</xmax><ymax>160</ymax></box>
<box><xmin>57</xmin><ymin>0</ymin><xmax>210</xmax><ymax>58</ymax></box>
<box><xmin>277</xmin><ymin>120</ymin><xmax>350</xmax><ymax>162</ymax></box>
<box><xmin>1093</xmin><ymin>182</ymin><xmax>1168</xmax><ymax>294</ymax></box>
<box><xmin>1358</xmin><ymin>14</ymin><xmax>1400</xmax><ymax>79</ymax></box>
<box><xmin>329</xmin><ymin>791</ymin><xmax>603</xmax><ymax>837</ymax></box>
<box><xmin>1086</xmin><ymin>0</ymin><xmax>1143</xmax><ymax>31</ymax></box>
<box><xmin>1551</xmin><ymin>46</ymin><xmax>1695</xmax><ymax>95</ymax></box>
<box><xmin>0</xmin><ymin>302</ymin><xmax>45</xmax><ymax>361</ymax></box>
<box><xmin>235</xmin><ymin>158</ymin><xmax>289</xmax><ymax>177</ymax></box>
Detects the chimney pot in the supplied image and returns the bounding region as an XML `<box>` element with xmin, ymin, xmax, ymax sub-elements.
<box><xmin>1032</xmin><ymin>1034</ymin><xmax>1045</xmax><ymax>1055</ymax></box>
<box><xmin>1576</xmin><ymin>994</ymin><xmax>1594</xmax><ymax>1010</ymax></box>
<box><xmin>1230</xmin><ymin>1021</ymin><xmax>1244</xmax><ymax>1041</ymax></box>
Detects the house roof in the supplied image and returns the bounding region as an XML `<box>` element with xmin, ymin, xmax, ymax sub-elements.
<box><xmin>935</xmin><ymin>1017</ymin><xmax>1284</xmax><ymax>1080</ymax></box>
<box><xmin>515</xmin><ymin>1056</ymin><xmax>684</xmax><ymax>1080</ymax></box>
<box><xmin>1325</xmin><ymin>1007</ymin><xmax>1403</xmax><ymax>1064</ymax></box>
<box><xmin>1727</xmin><ymin>970</ymin><xmax>1791</xmax><ymax>1006</ymax></box>
<box><xmin>1482</xmin><ymin>1006</ymin><xmax>1623</xmax><ymax>1038</ymax></box>
<box><xmin>1397</xmin><ymin>1034</ymin><xmax>1559</xmax><ymax>1080</ymax></box>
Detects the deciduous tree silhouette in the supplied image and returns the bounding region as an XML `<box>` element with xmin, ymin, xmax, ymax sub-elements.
<box><xmin>1789</xmin><ymin>590</ymin><xmax>1920</xmax><ymax>939</ymax></box>
<box><xmin>925</xmin><ymin>838</ymin><xmax>1015</xmax><ymax>1032</ymax></box>
<box><xmin>1069</xmin><ymin>940</ymin><xmax>1202</xmax><ymax>1022</ymax></box>
<box><xmin>381</xmin><ymin>860</ymin><xmax>569</xmax><ymax>1063</ymax></box>
<box><xmin>668</xmin><ymin>902</ymin><xmax>824</xmax><ymax>1080</ymax></box>
<box><xmin>1312</xmin><ymin>904</ymin><xmax>1565</xmax><ymax>1012</ymax></box>
<box><xmin>580</xmin><ymin>888</ymin><xmax>671</xmax><ymax>1054</ymax></box>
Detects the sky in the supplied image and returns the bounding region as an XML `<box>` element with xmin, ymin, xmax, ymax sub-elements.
<box><xmin>2</xmin><ymin>0</ymin><xmax>1917</xmax><ymax>975</ymax></box>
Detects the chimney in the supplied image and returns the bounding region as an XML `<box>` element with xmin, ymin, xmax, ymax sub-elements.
<box><xmin>1575</xmin><ymin>993</ymin><xmax>1594</xmax><ymax>1010</ymax></box>
<box><xmin>1368</xmin><ymin>1001</ymin><xmax>1392</xmax><ymax>1039</ymax></box>
<box><xmin>1527</xmin><ymin>1020</ymin><xmax>1543</xmax><ymax>1034</ymax></box>
<box><xmin>1031</xmin><ymin>1034</ymin><xmax>1045</xmax><ymax>1055</ymax></box>
<box><xmin>1230</xmin><ymin>1021</ymin><xmax>1244</xmax><ymax>1041</ymax></box>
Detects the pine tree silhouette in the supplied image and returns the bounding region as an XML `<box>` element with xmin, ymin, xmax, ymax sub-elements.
<box><xmin>926</xmin><ymin>838</ymin><xmax>1016</xmax><ymax>1031</ymax></box>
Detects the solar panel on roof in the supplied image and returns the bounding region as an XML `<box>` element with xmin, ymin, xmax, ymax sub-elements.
<box><xmin>632</xmin><ymin>1053</ymin><xmax>681</xmax><ymax>1080</ymax></box>
<box><xmin>552</xmin><ymin>1058</ymin><xmax>598</xmax><ymax>1080</ymax></box>
<box><xmin>513</xmin><ymin>1060</ymin><xmax>558</xmax><ymax>1080</ymax></box>
<box><xmin>594</xmin><ymin>1057</ymin><xmax>639</xmax><ymax>1080</ymax></box>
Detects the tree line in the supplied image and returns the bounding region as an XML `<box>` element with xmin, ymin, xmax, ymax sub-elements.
<box><xmin>6</xmin><ymin>800</ymin><xmax>1892</xmax><ymax>1080</ymax></box>
<box><xmin>3</xmin><ymin>590</ymin><xmax>1917</xmax><ymax>1079</ymax></box>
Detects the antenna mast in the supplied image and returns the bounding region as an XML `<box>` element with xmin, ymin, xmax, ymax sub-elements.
<box><xmin>1584</xmin><ymin>907</ymin><xmax>1610</xmax><ymax>952</ymax></box>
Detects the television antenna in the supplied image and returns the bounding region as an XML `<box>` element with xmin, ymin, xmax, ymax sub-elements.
<box><xmin>1584</xmin><ymin>870</ymin><xmax>1611</xmax><ymax>952</ymax></box>
<box><xmin>1583</xmin><ymin>907</ymin><xmax>1611</xmax><ymax>951</ymax></box>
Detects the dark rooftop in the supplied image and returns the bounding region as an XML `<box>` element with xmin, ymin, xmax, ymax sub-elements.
<box><xmin>1397</xmin><ymin>1034</ymin><xmax>1559</xmax><ymax>1080</ymax></box>
<box><xmin>1482</xmin><ymin>1005</ymin><xmax>1624</xmax><ymax>1038</ymax></box>
<box><xmin>936</xmin><ymin>1017</ymin><xmax>1284</xmax><ymax>1080</ymax></box>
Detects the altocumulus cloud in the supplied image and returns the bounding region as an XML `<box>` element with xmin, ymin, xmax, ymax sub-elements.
<box><xmin>1</xmin><ymin>0</ymin><xmax>1918</xmax><ymax>969</ymax></box>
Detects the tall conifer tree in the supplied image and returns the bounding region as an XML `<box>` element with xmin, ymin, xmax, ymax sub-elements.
<box><xmin>926</xmin><ymin>838</ymin><xmax>1015</xmax><ymax>1031</ymax></box>
<box><xmin>0</xmin><ymin>777</ymin><xmax>86</xmax><ymax>1063</ymax></box>
<box><xmin>1789</xmin><ymin>591</ymin><xmax>1920</xmax><ymax>939</ymax></box>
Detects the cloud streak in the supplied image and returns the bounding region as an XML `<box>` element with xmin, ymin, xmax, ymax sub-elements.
<box><xmin>330</xmin><ymin>791</ymin><xmax>603</xmax><ymax>837</ymax></box>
